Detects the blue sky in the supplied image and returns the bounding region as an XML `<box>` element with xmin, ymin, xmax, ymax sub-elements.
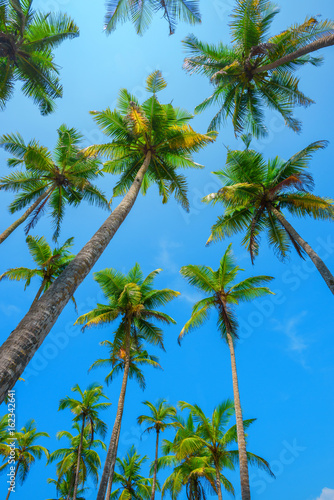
<box><xmin>0</xmin><ymin>0</ymin><xmax>334</xmax><ymax>499</ymax></box>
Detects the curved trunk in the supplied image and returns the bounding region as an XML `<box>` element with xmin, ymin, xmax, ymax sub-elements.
<box><xmin>105</xmin><ymin>422</ymin><xmax>121</xmax><ymax>499</ymax></box>
<box><xmin>29</xmin><ymin>278</ymin><xmax>47</xmax><ymax>310</ymax></box>
<box><xmin>253</xmin><ymin>33</ymin><xmax>334</xmax><ymax>74</ymax></box>
<box><xmin>270</xmin><ymin>206</ymin><xmax>334</xmax><ymax>294</ymax></box>
<box><xmin>97</xmin><ymin>328</ymin><xmax>131</xmax><ymax>500</ymax></box>
<box><xmin>226</xmin><ymin>329</ymin><xmax>251</xmax><ymax>500</ymax></box>
<box><xmin>0</xmin><ymin>153</ymin><xmax>152</xmax><ymax>404</ymax></box>
<box><xmin>5</xmin><ymin>460</ymin><xmax>19</xmax><ymax>500</ymax></box>
<box><xmin>0</xmin><ymin>186</ymin><xmax>53</xmax><ymax>244</ymax></box>
<box><xmin>150</xmin><ymin>429</ymin><xmax>160</xmax><ymax>500</ymax></box>
<box><xmin>214</xmin><ymin>462</ymin><xmax>223</xmax><ymax>500</ymax></box>
<box><xmin>72</xmin><ymin>415</ymin><xmax>86</xmax><ymax>500</ymax></box>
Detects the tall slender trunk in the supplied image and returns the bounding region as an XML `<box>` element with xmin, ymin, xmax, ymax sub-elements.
<box><xmin>105</xmin><ymin>422</ymin><xmax>121</xmax><ymax>499</ymax></box>
<box><xmin>253</xmin><ymin>33</ymin><xmax>334</xmax><ymax>74</ymax></box>
<box><xmin>72</xmin><ymin>415</ymin><xmax>86</xmax><ymax>500</ymax></box>
<box><xmin>270</xmin><ymin>205</ymin><xmax>334</xmax><ymax>294</ymax></box>
<box><xmin>66</xmin><ymin>474</ymin><xmax>75</xmax><ymax>500</ymax></box>
<box><xmin>5</xmin><ymin>460</ymin><xmax>19</xmax><ymax>500</ymax></box>
<box><xmin>0</xmin><ymin>153</ymin><xmax>152</xmax><ymax>404</ymax></box>
<box><xmin>29</xmin><ymin>279</ymin><xmax>47</xmax><ymax>310</ymax></box>
<box><xmin>226</xmin><ymin>329</ymin><xmax>250</xmax><ymax>500</ymax></box>
<box><xmin>0</xmin><ymin>186</ymin><xmax>53</xmax><ymax>244</ymax></box>
<box><xmin>150</xmin><ymin>429</ymin><xmax>160</xmax><ymax>500</ymax></box>
<box><xmin>97</xmin><ymin>328</ymin><xmax>131</xmax><ymax>500</ymax></box>
<box><xmin>214</xmin><ymin>462</ymin><xmax>223</xmax><ymax>500</ymax></box>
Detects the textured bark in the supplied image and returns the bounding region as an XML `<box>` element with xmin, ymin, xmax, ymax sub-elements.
<box><xmin>226</xmin><ymin>329</ymin><xmax>251</xmax><ymax>500</ymax></box>
<box><xmin>0</xmin><ymin>186</ymin><xmax>53</xmax><ymax>244</ymax></box>
<box><xmin>253</xmin><ymin>33</ymin><xmax>334</xmax><ymax>74</ymax></box>
<box><xmin>97</xmin><ymin>330</ymin><xmax>131</xmax><ymax>500</ymax></box>
<box><xmin>271</xmin><ymin>206</ymin><xmax>334</xmax><ymax>294</ymax></box>
<box><xmin>151</xmin><ymin>429</ymin><xmax>160</xmax><ymax>500</ymax></box>
<box><xmin>29</xmin><ymin>279</ymin><xmax>47</xmax><ymax>309</ymax></box>
<box><xmin>105</xmin><ymin>422</ymin><xmax>121</xmax><ymax>499</ymax></box>
<box><xmin>73</xmin><ymin>416</ymin><xmax>85</xmax><ymax>500</ymax></box>
<box><xmin>0</xmin><ymin>153</ymin><xmax>152</xmax><ymax>404</ymax></box>
<box><xmin>214</xmin><ymin>463</ymin><xmax>223</xmax><ymax>500</ymax></box>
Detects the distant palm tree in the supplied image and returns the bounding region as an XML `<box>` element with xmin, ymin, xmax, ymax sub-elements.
<box><xmin>183</xmin><ymin>0</ymin><xmax>334</xmax><ymax>136</ymax></box>
<box><xmin>47</xmin><ymin>474</ymin><xmax>87</xmax><ymax>500</ymax></box>
<box><xmin>58</xmin><ymin>384</ymin><xmax>110</xmax><ymax>500</ymax></box>
<box><xmin>110</xmin><ymin>446</ymin><xmax>155</xmax><ymax>500</ymax></box>
<box><xmin>0</xmin><ymin>420</ymin><xmax>49</xmax><ymax>500</ymax></box>
<box><xmin>105</xmin><ymin>0</ymin><xmax>201</xmax><ymax>35</ymax></box>
<box><xmin>0</xmin><ymin>0</ymin><xmax>79</xmax><ymax>113</ymax></box>
<box><xmin>48</xmin><ymin>423</ymin><xmax>106</xmax><ymax>496</ymax></box>
<box><xmin>203</xmin><ymin>140</ymin><xmax>334</xmax><ymax>294</ymax></box>
<box><xmin>137</xmin><ymin>400</ymin><xmax>178</xmax><ymax>500</ymax></box>
<box><xmin>76</xmin><ymin>263</ymin><xmax>179</xmax><ymax>500</ymax></box>
<box><xmin>0</xmin><ymin>71</ymin><xmax>215</xmax><ymax>404</ymax></box>
<box><xmin>0</xmin><ymin>235</ymin><xmax>76</xmax><ymax>307</ymax></box>
<box><xmin>176</xmin><ymin>401</ymin><xmax>273</xmax><ymax>500</ymax></box>
<box><xmin>0</xmin><ymin>125</ymin><xmax>108</xmax><ymax>243</ymax></box>
<box><xmin>179</xmin><ymin>245</ymin><xmax>273</xmax><ymax>500</ymax></box>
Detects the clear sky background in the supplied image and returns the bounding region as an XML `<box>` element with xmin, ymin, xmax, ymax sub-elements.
<box><xmin>0</xmin><ymin>0</ymin><xmax>333</xmax><ymax>499</ymax></box>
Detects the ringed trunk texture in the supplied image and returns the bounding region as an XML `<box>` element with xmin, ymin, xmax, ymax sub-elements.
<box><xmin>271</xmin><ymin>206</ymin><xmax>334</xmax><ymax>294</ymax></box>
<box><xmin>226</xmin><ymin>330</ymin><xmax>251</xmax><ymax>500</ymax></box>
<box><xmin>253</xmin><ymin>33</ymin><xmax>334</xmax><ymax>74</ymax></box>
<box><xmin>73</xmin><ymin>416</ymin><xmax>86</xmax><ymax>500</ymax></box>
<box><xmin>0</xmin><ymin>153</ymin><xmax>151</xmax><ymax>404</ymax></box>
<box><xmin>97</xmin><ymin>331</ymin><xmax>131</xmax><ymax>500</ymax></box>
<box><xmin>214</xmin><ymin>463</ymin><xmax>223</xmax><ymax>500</ymax></box>
<box><xmin>150</xmin><ymin>429</ymin><xmax>160</xmax><ymax>500</ymax></box>
<box><xmin>0</xmin><ymin>186</ymin><xmax>53</xmax><ymax>244</ymax></box>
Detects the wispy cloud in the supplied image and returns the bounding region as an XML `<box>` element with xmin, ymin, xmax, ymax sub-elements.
<box><xmin>315</xmin><ymin>488</ymin><xmax>334</xmax><ymax>500</ymax></box>
<box><xmin>0</xmin><ymin>303</ymin><xmax>21</xmax><ymax>317</ymax></box>
<box><xmin>155</xmin><ymin>240</ymin><xmax>182</xmax><ymax>274</ymax></box>
<box><xmin>273</xmin><ymin>311</ymin><xmax>310</xmax><ymax>368</ymax></box>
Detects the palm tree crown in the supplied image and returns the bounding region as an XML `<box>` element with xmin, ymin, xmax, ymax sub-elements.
<box><xmin>0</xmin><ymin>124</ymin><xmax>109</xmax><ymax>242</ymax></box>
<box><xmin>0</xmin><ymin>0</ymin><xmax>79</xmax><ymax>114</ymax></box>
<box><xmin>105</xmin><ymin>0</ymin><xmax>201</xmax><ymax>35</ymax></box>
<box><xmin>183</xmin><ymin>0</ymin><xmax>334</xmax><ymax>136</ymax></box>
<box><xmin>138</xmin><ymin>399</ymin><xmax>178</xmax><ymax>434</ymax></box>
<box><xmin>88</xmin><ymin>70</ymin><xmax>216</xmax><ymax>212</ymax></box>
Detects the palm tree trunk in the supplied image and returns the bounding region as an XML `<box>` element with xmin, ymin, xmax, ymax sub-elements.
<box><xmin>214</xmin><ymin>463</ymin><xmax>223</xmax><ymax>500</ymax></box>
<box><xmin>105</xmin><ymin>422</ymin><xmax>121</xmax><ymax>499</ymax></box>
<box><xmin>253</xmin><ymin>33</ymin><xmax>334</xmax><ymax>74</ymax></box>
<box><xmin>29</xmin><ymin>279</ymin><xmax>47</xmax><ymax>309</ymax></box>
<box><xmin>150</xmin><ymin>429</ymin><xmax>160</xmax><ymax>500</ymax></box>
<box><xmin>270</xmin><ymin>206</ymin><xmax>334</xmax><ymax>294</ymax></box>
<box><xmin>5</xmin><ymin>460</ymin><xmax>19</xmax><ymax>500</ymax></box>
<box><xmin>0</xmin><ymin>186</ymin><xmax>53</xmax><ymax>244</ymax></box>
<box><xmin>97</xmin><ymin>328</ymin><xmax>131</xmax><ymax>500</ymax></box>
<box><xmin>0</xmin><ymin>152</ymin><xmax>152</xmax><ymax>404</ymax></box>
<box><xmin>226</xmin><ymin>329</ymin><xmax>251</xmax><ymax>500</ymax></box>
<box><xmin>72</xmin><ymin>416</ymin><xmax>86</xmax><ymax>500</ymax></box>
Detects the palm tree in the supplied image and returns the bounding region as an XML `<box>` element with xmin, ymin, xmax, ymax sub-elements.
<box><xmin>58</xmin><ymin>384</ymin><xmax>110</xmax><ymax>500</ymax></box>
<box><xmin>48</xmin><ymin>423</ymin><xmax>107</xmax><ymax>497</ymax></box>
<box><xmin>0</xmin><ymin>125</ymin><xmax>108</xmax><ymax>243</ymax></box>
<box><xmin>105</xmin><ymin>0</ymin><xmax>201</xmax><ymax>35</ymax></box>
<box><xmin>47</xmin><ymin>474</ymin><xmax>87</xmax><ymax>500</ymax></box>
<box><xmin>0</xmin><ymin>235</ymin><xmax>76</xmax><ymax>308</ymax></box>
<box><xmin>0</xmin><ymin>415</ymin><xmax>9</xmax><ymax>456</ymax></box>
<box><xmin>137</xmin><ymin>400</ymin><xmax>178</xmax><ymax>500</ymax></box>
<box><xmin>203</xmin><ymin>141</ymin><xmax>334</xmax><ymax>294</ymax></box>
<box><xmin>179</xmin><ymin>245</ymin><xmax>273</xmax><ymax>500</ymax></box>
<box><xmin>76</xmin><ymin>263</ymin><xmax>179</xmax><ymax>500</ymax></box>
<box><xmin>183</xmin><ymin>0</ymin><xmax>334</xmax><ymax>136</ymax></box>
<box><xmin>0</xmin><ymin>419</ymin><xmax>49</xmax><ymax>500</ymax></box>
<box><xmin>175</xmin><ymin>401</ymin><xmax>273</xmax><ymax>500</ymax></box>
<box><xmin>110</xmin><ymin>446</ymin><xmax>155</xmax><ymax>500</ymax></box>
<box><xmin>0</xmin><ymin>71</ymin><xmax>215</xmax><ymax>403</ymax></box>
<box><xmin>159</xmin><ymin>412</ymin><xmax>234</xmax><ymax>500</ymax></box>
<box><xmin>0</xmin><ymin>0</ymin><xmax>79</xmax><ymax>113</ymax></box>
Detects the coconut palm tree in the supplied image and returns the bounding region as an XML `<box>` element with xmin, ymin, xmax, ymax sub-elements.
<box><xmin>175</xmin><ymin>401</ymin><xmax>273</xmax><ymax>500</ymax></box>
<box><xmin>76</xmin><ymin>263</ymin><xmax>179</xmax><ymax>500</ymax></box>
<box><xmin>137</xmin><ymin>400</ymin><xmax>179</xmax><ymax>500</ymax></box>
<box><xmin>0</xmin><ymin>415</ymin><xmax>9</xmax><ymax>456</ymax></box>
<box><xmin>105</xmin><ymin>0</ymin><xmax>201</xmax><ymax>35</ymax></box>
<box><xmin>110</xmin><ymin>446</ymin><xmax>155</xmax><ymax>500</ymax></box>
<box><xmin>0</xmin><ymin>0</ymin><xmax>79</xmax><ymax>113</ymax></box>
<box><xmin>0</xmin><ymin>419</ymin><xmax>49</xmax><ymax>500</ymax></box>
<box><xmin>183</xmin><ymin>0</ymin><xmax>334</xmax><ymax>137</ymax></box>
<box><xmin>179</xmin><ymin>245</ymin><xmax>273</xmax><ymax>500</ymax></box>
<box><xmin>46</xmin><ymin>474</ymin><xmax>88</xmax><ymax>500</ymax></box>
<box><xmin>0</xmin><ymin>235</ymin><xmax>76</xmax><ymax>308</ymax></box>
<box><xmin>48</xmin><ymin>423</ymin><xmax>106</xmax><ymax>496</ymax></box>
<box><xmin>203</xmin><ymin>141</ymin><xmax>334</xmax><ymax>294</ymax></box>
<box><xmin>58</xmin><ymin>384</ymin><xmax>110</xmax><ymax>500</ymax></box>
<box><xmin>0</xmin><ymin>125</ymin><xmax>108</xmax><ymax>243</ymax></box>
<box><xmin>0</xmin><ymin>71</ymin><xmax>215</xmax><ymax>404</ymax></box>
